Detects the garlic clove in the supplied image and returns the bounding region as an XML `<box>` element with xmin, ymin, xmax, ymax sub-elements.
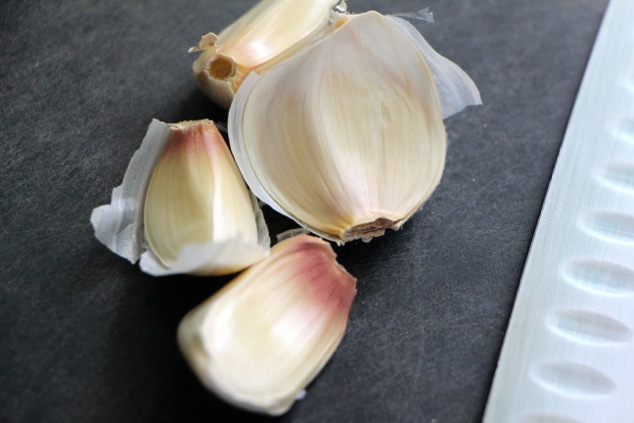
<box><xmin>229</xmin><ymin>11</ymin><xmax>479</xmax><ymax>243</ymax></box>
<box><xmin>142</xmin><ymin>120</ymin><xmax>269</xmax><ymax>275</ymax></box>
<box><xmin>90</xmin><ymin>119</ymin><xmax>269</xmax><ymax>276</ymax></box>
<box><xmin>177</xmin><ymin>234</ymin><xmax>357</xmax><ymax>415</ymax></box>
<box><xmin>191</xmin><ymin>0</ymin><xmax>344</xmax><ymax>109</ymax></box>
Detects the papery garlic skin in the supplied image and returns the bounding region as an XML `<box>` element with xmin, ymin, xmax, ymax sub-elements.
<box><xmin>191</xmin><ymin>0</ymin><xmax>344</xmax><ymax>109</ymax></box>
<box><xmin>91</xmin><ymin>120</ymin><xmax>172</xmax><ymax>263</ymax></box>
<box><xmin>229</xmin><ymin>11</ymin><xmax>480</xmax><ymax>243</ymax></box>
<box><xmin>177</xmin><ymin>235</ymin><xmax>357</xmax><ymax>415</ymax></box>
<box><xmin>387</xmin><ymin>16</ymin><xmax>482</xmax><ymax>118</ymax></box>
<box><xmin>90</xmin><ymin>119</ymin><xmax>269</xmax><ymax>276</ymax></box>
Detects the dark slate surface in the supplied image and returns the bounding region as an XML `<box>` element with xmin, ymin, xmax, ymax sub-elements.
<box><xmin>0</xmin><ymin>0</ymin><xmax>610</xmax><ymax>422</ymax></box>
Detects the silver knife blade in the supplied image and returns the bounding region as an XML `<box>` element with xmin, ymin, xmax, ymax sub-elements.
<box><xmin>483</xmin><ymin>0</ymin><xmax>634</xmax><ymax>421</ymax></box>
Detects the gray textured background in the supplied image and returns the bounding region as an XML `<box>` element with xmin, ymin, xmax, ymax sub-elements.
<box><xmin>0</xmin><ymin>0</ymin><xmax>609</xmax><ymax>422</ymax></box>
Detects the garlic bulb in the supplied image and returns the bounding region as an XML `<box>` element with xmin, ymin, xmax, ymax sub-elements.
<box><xmin>90</xmin><ymin>119</ymin><xmax>269</xmax><ymax>276</ymax></box>
<box><xmin>191</xmin><ymin>0</ymin><xmax>344</xmax><ymax>109</ymax></box>
<box><xmin>178</xmin><ymin>234</ymin><xmax>357</xmax><ymax>415</ymax></box>
<box><xmin>229</xmin><ymin>11</ymin><xmax>481</xmax><ymax>243</ymax></box>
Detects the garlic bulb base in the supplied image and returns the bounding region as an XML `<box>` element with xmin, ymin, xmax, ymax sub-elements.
<box><xmin>341</xmin><ymin>217</ymin><xmax>403</xmax><ymax>243</ymax></box>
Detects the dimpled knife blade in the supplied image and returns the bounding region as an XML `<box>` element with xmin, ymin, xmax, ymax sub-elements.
<box><xmin>483</xmin><ymin>0</ymin><xmax>634</xmax><ymax>422</ymax></box>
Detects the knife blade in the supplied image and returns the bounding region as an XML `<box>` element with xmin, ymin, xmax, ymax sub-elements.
<box><xmin>482</xmin><ymin>0</ymin><xmax>634</xmax><ymax>421</ymax></box>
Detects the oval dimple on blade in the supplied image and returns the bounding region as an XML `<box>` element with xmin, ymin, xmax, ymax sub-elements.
<box><xmin>546</xmin><ymin>309</ymin><xmax>632</xmax><ymax>345</ymax></box>
<box><xmin>533</xmin><ymin>362</ymin><xmax>616</xmax><ymax>398</ymax></box>
<box><xmin>582</xmin><ymin>212</ymin><xmax>634</xmax><ymax>243</ymax></box>
<box><xmin>522</xmin><ymin>414</ymin><xmax>584</xmax><ymax>423</ymax></box>
<box><xmin>615</xmin><ymin>117</ymin><xmax>634</xmax><ymax>142</ymax></box>
<box><xmin>600</xmin><ymin>163</ymin><xmax>634</xmax><ymax>193</ymax></box>
<box><xmin>562</xmin><ymin>259</ymin><xmax>634</xmax><ymax>296</ymax></box>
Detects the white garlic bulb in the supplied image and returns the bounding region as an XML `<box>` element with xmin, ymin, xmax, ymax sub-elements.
<box><xmin>177</xmin><ymin>234</ymin><xmax>357</xmax><ymax>415</ymax></box>
<box><xmin>229</xmin><ymin>11</ymin><xmax>481</xmax><ymax>243</ymax></box>
<box><xmin>191</xmin><ymin>0</ymin><xmax>344</xmax><ymax>109</ymax></box>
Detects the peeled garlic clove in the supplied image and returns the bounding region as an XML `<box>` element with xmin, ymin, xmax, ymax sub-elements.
<box><xmin>177</xmin><ymin>234</ymin><xmax>356</xmax><ymax>415</ymax></box>
<box><xmin>191</xmin><ymin>0</ymin><xmax>344</xmax><ymax>109</ymax></box>
<box><xmin>90</xmin><ymin>119</ymin><xmax>269</xmax><ymax>276</ymax></box>
<box><xmin>229</xmin><ymin>11</ymin><xmax>480</xmax><ymax>243</ymax></box>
